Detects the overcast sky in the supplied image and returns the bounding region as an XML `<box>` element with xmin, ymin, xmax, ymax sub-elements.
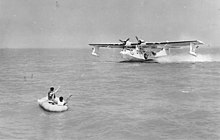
<box><xmin>0</xmin><ymin>0</ymin><xmax>220</xmax><ymax>48</ymax></box>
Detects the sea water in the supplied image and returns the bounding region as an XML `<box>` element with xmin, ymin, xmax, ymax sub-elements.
<box><xmin>0</xmin><ymin>47</ymin><xmax>220</xmax><ymax>140</ymax></box>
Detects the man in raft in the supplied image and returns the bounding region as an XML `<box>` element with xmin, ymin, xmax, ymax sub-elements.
<box><xmin>57</xmin><ymin>96</ymin><xmax>66</xmax><ymax>106</ymax></box>
<box><xmin>48</xmin><ymin>86</ymin><xmax>60</xmax><ymax>103</ymax></box>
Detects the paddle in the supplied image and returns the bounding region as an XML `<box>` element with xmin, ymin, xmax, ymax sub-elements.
<box><xmin>52</xmin><ymin>86</ymin><xmax>60</xmax><ymax>97</ymax></box>
<box><xmin>64</xmin><ymin>95</ymin><xmax>73</xmax><ymax>105</ymax></box>
<box><xmin>66</xmin><ymin>95</ymin><xmax>73</xmax><ymax>102</ymax></box>
<box><xmin>54</xmin><ymin>86</ymin><xmax>60</xmax><ymax>93</ymax></box>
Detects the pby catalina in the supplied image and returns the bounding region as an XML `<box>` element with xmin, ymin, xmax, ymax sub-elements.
<box><xmin>89</xmin><ymin>36</ymin><xmax>204</xmax><ymax>62</ymax></box>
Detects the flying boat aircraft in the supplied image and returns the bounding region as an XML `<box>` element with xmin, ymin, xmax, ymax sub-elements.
<box><xmin>89</xmin><ymin>36</ymin><xmax>204</xmax><ymax>62</ymax></box>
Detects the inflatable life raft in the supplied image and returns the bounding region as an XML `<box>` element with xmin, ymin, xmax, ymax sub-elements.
<box><xmin>38</xmin><ymin>97</ymin><xmax>68</xmax><ymax>112</ymax></box>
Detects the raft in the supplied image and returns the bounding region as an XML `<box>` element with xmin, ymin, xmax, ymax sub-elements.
<box><xmin>38</xmin><ymin>97</ymin><xmax>68</xmax><ymax>112</ymax></box>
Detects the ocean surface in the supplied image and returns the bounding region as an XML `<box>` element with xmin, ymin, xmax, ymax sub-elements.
<box><xmin>0</xmin><ymin>47</ymin><xmax>220</xmax><ymax>140</ymax></box>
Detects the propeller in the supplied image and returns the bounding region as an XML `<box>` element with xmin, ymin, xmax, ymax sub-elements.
<box><xmin>119</xmin><ymin>38</ymin><xmax>130</xmax><ymax>45</ymax></box>
<box><xmin>135</xmin><ymin>36</ymin><xmax>145</xmax><ymax>44</ymax></box>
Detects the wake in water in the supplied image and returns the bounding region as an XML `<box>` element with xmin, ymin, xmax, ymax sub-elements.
<box><xmin>118</xmin><ymin>54</ymin><xmax>218</xmax><ymax>64</ymax></box>
<box><xmin>155</xmin><ymin>53</ymin><xmax>216</xmax><ymax>63</ymax></box>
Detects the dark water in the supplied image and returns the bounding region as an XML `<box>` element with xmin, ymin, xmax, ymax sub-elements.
<box><xmin>0</xmin><ymin>48</ymin><xmax>220</xmax><ymax>140</ymax></box>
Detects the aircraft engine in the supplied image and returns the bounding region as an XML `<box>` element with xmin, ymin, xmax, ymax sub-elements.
<box><xmin>119</xmin><ymin>38</ymin><xmax>132</xmax><ymax>47</ymax></box>
<box><xmin>135</xmin><ymin>36</ymin><xmax>146</xmax><ymax>46</ymax></box>
<box><xmin>119</xmin><ymin>38</ymin><xmax>130</xmax><ymax>45</ymax></box>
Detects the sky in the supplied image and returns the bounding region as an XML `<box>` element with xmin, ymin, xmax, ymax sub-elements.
<box><xmin>0</xmin><ymin>0</ymin><xmax>220</xmax><ymax>48</ymax></box>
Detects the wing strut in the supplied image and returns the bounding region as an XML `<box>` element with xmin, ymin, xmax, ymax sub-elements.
<box><xmin>155</xmin><ymin>48</ymin><xmax>170</xmax><ymax>57</ymax></box>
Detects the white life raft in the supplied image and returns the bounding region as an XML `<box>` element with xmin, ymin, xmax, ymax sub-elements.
<box><xmin>38</xmin><ymin>97</ymin><xmax>68</xmax><ymax>112</ymax></box>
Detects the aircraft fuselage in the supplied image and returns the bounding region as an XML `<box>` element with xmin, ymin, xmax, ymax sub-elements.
<box><xmin>120</xmin><ymin>47</ymin><xmax>157</xmax><ymax>61</ymax></box>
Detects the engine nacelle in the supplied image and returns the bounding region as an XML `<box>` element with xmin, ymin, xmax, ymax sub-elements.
<box><xmin>139</xmin><ymin>42</ymin><xmax>147</xmax><ymax>47</ymax></box>
<box><xmin>125</xmin><ymin>41</ymin><xmax>132</xmax><ymax>47</ymax></box>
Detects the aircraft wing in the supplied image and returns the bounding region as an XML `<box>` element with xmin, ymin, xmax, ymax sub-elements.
<box><xmin>89</xmin><ymin>40</ymin><xmax>204</xmax><ymax>57</ymax></box>
<box><xmin>90</xmin><ymin>40</ymin><xmax>203</xmax><ymax>49</ymax></box>
<box><xmin>142</xmin><ymin>40</ymin><xmax>203</xmax><ymax>48</ymax></box>
<box><xmin>89</xmin><ymin>43</ymin><xmax>126</xmax><ymax>48</ymax></box>
<box><xmin>89</xmin><ymin>43</ymin><xmax>132</xmax><ymax>56</ymax></box>
<box><xmin>142</xmin><ymin>40</ymin><xmax>204</xmax><ymax>57</ymax></box>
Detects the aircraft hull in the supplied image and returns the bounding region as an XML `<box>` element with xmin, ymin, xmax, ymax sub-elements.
<box><xmin>120</xmin><ymin>49</ymin><xmax>146</xmax><ymax>61</ymax></box>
